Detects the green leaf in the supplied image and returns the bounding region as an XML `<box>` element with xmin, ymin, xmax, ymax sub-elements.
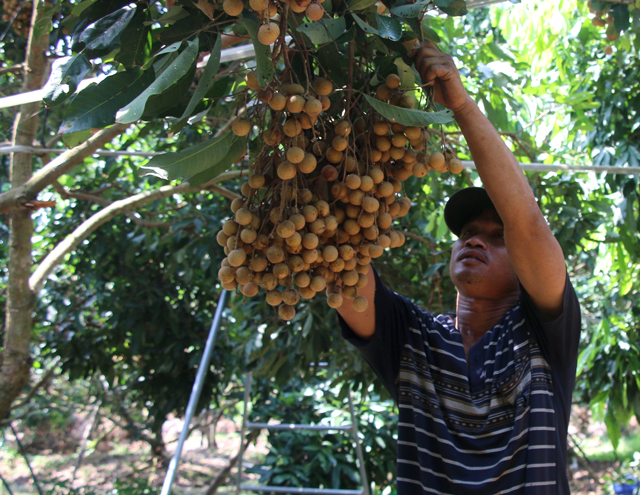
<box><xmin>71</xmin><ymin>0</ymin><xmax>98</xmax><ymax>16</ymax></box>
<box><xmin>62</xmin><ymin>129</ymin><xmax>93</xmax><ymax>149</ymax></box>
<box><xmin>33</xmin><ymin>3</ymin><xmax>59</xmax><ymax>41</ymax></box>
<box><xmin>605</xmin><ymin>406</ymin><xmax>621</xmax><ymax>450</ymax></box>
<box><xmin>240</xmin><ymin>17</ymin><xmax>276</xmax><ymax>86</ymax></box>
<box><xmin>347</xmin><ymin>0</ymin><xmax>378</xmax><ymax>12</ymax></box>
<box><xmin>180</xmin><ymin>36</ymin><xmax>222</xmax><ymax>121</ymax></box>
<box><xmin>391</xmin><ymin>1</ymin><xmax>430</xmax><ymax>18</ymax></box>
<box><xmin>611</xmin><ymin>4</ymin><xmax>630</xmax><ymax>33</ymax></box>
<box><xmin>434</xmin><ymin>0</ymin><xmax>453</xmax><ymax>6</ymax></box>
<box><xmin>186</xmin><ymin>135</ymin><xmax>248</xmax><ymax>185</ymax></box>
<box><xmin>116</xmin><ymin>39</ymin><xmax>199</xmax><ymax>124</ymax></box>
<box><xmin>154</xmin><ymin>5</ymin><xmax>190</xmax><ymax>25</ymax></box>
<box><xmin>352</xmin><ymin>14</ymin><xmax>379</xmax><ymax>36</ymax></box>
<box><xmin>140</xmin><ymin>132</ymin><xmax>233</xmax><ymax>181</ymax></box>
<box><xmin>80</xmin><ymin>5</ymin><xmax>137</xmax><ymax>52</ymax></box>
<box><xmin>394</xmin><ymin>58</ymin><xmax>416</xmax><ymax>88</ymax></box>
<box><xmin>363</xmin><ymin>94</ymin><xmax>454</xmax><ymax>126</ymax></box>
<box><xmin>376</xmin><ymin>14</ymin><xmax>403</xmax><ymax>41</ymax></box>
<box><xmin>60</xmin><ymin>69</ymin><xmax>154</xmax><ymax>134</ymax></box>
<box><xmin>115</xmin><ymin>10</ymin><xmax>152</xmax><ymax>68</ymax></box>
<box><xmin>437</xmin><ymin>0</ymin><xmax>467</xmax><ymax>16</ymax></box>
<box><xmin>297</xmin><ymin>17</ymin><xmax>348</xmax><ymax>44</ymax></box>
<box><xmin>316</xmin><ymin>44</ymin><xmax>347</xmax><ymax>89</ymax></box>
<box><xmin>421</xmin><ymin>24</ymin><xmax>441</xmax><ymax>43</ymax></box>
<box><xmin>42</xmin><ymin>54</ymin><xmax>92</xmax><ymax>107</ymax></box>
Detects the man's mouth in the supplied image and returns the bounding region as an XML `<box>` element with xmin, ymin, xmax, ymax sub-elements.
<box><xmin>458</xmin><ymin>250</ymin><xmax>486</xmax><ymax>263</ymax></box>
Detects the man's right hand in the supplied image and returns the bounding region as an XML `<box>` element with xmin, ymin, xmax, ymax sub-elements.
<box><xmin>409</xmin><ymin>41</ymin><xmax>473</xmax><ymax>114</ymax></box>
<box><xmin>335</xmin><ymin>264</ymin><xmax>376</xmax><ymax>340</ymax></box>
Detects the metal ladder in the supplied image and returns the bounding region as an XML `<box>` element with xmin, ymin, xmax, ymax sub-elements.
<box><xmin>235</xmin><ymin>372</ymin><xmax>370</xmax><ymax>495</ymax></box>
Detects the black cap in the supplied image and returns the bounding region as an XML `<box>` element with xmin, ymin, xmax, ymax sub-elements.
<box><xmin>444</xmin><ymin>187</ymin><xmax>498</xmax><ymax>237</ymax></box>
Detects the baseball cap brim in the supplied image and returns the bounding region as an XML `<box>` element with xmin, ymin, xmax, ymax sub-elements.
<box><xmin>444</xmin><ymin>187</ymin><xmax>498</xmax><ymax>237</ymax></box>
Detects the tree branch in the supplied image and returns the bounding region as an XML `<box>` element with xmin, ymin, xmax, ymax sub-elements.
<box><xmin>29</xmin><ymin>170</ymin><xmax>245</xmax><ymax>293</ymax></box>
<box><xmin>402</xmin><ymin>231</ymin><xmax>437</xmax><ymax>250</ymax></box>
<box><xmin>0</xmin><ymin>123</ymin><xmax>129</xmax><ymax>215</ymax></box>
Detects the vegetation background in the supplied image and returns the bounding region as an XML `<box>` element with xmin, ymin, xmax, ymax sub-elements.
<box><xmin>0</xmin><ymin>0</ymin><xmax>639</xmax><ymax>493</ymax></box>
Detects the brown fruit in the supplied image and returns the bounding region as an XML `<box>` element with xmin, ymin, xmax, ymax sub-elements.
<box><xmin>283</xmin><ymin>119</ymin><xmax>302</xmax><ymax>137</ymax></box>
<box><xmin>276</xmin><ymin>220</ymin><xmax>296</xmax><ymax>238</ymax></box>
<box><xmin>232</xmin><ymin>119</ymin><xmax>251</xmax><ymax>136</ymax></box>
<box><xmin>352</xmin><ymin>295</ymin><xmax>369</xmax><ymax>312</ymax></box>
<box><xmin>258</xmin><ymin>22</ymin><xmax>280</xmax><ymax>45</ymax></box>
<box><xmin>448</xmin><ymin>158</ymin><xmax>464</xmax><ymax>174</ymax></box>
<box><xmin>385</xmin><ymin>73</ymin><xmax>401</xmax><ymax>89</ymax></box>
<box><xmin>228</xmin><ymin>249</ymin><xmax>247</xmax><ymax>267</ymax></box>
<box><xmin>269</xmin><ymin>92</ymin><xmax>287</xmax><ymax>110</ymax></box>
<box><xmin>278</xmin><ymin>304</ymin><xmax>296</xmax><ymax>320</ymax></box>
<box><xmin>266</xmin><ymin>290</ymin><xmax>283</xmax><ymax>306</ymax></box>
<box><xmin>277</xmin><ymin>161</ymin><xmax>297</xmax><ymax>180</ymax></box>
<box><xmin>298</xmin><ymin>153</ymin><xmax>317</xmax><ymax>173</ymax></box>
<box><xmin>282</xmin><ymin>288</ymin><xmax>301</xmax><ymax>305</ymax></box>
<box><xmin>304</xmin><ymin>97</ymin><xmax>323</xmax><ymax>116</ymax></box>
<box><xmin>429</xmin><ymin>151</ymin><xmax>447</xmax><ymax>173</ymax></box>
<box><xmin>218</xmin><ymin>266</ymin><xmax>236</xmax><ymax>283</ymax></box>
<box><xmin>287</xmin><ymin>146</ymin><xmax>305</xmax><ymax>163</ymax></box>
<box><xmin>267</xmin><ymin>245</ymin><xmax>286</xmax><ymax>264</ymax></box>
<box><xmin>313</xmin><ymin>77</ymin><xmax>333</xmax><ymax>96</ymax></box>
<box><xmin>327</xmin><ymin>292</ymin><xmax>344</xmax><ymax>308</ymax></box>
<box><xmin>223</xmin><ymin>0</ymin><xmax>244</xmax><ymax>16</ymax></box>
<box><xmin>287</xmin><ymin>95</ymin><xmax>306</xmax><ymax>113</ymax></box>
<box><xmin>376</xmin><ymin>84</ymin><xmax>392</xmax><ymax>100</ymax></box>
<box><xmin>306</xmin><ymin>2</ymin><xmax>324</xmax><ymax>20</ymax></box>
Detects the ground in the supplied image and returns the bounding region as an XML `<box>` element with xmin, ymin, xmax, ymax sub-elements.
<box><xmin>1</xmin><ymin>407</ymin><xmax>638</xmax><ymax>495</ymax></box>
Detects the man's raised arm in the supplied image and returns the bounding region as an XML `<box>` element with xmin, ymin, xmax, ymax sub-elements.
<box><xmin>411</xmin><ymin>42</ymin><xmax>567</xmax><ymax>320</ymax></box>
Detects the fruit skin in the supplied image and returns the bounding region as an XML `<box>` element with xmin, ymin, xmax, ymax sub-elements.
<box><xmin>232</xmin><ymin>119</ymin><xmax>251</xmax><ymax>136</ymax></box>
<box><xmin>258</xmin><ymin>22</ymin><xmax>280</xmax><ymax>45</ymax></box>
<box><xmin>223</xmin><ymin>0</ymin><xmax>244</xmax><ymax>16</ymax></box>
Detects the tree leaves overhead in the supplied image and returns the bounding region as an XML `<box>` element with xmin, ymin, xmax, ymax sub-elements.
<box><xmin>140</xmin><ymin>132</ymin><xmax>241</xmax><ymax>181</ymax></box>
<box><xmin>436</xmin><ymin>0</ymin><xmax>468</xmax><ymax>17</ymax></box>
<box><xmin>114</xmin><ymin>8</ymin><xmax>152</xmax><ymax>68</ymax></box>
<box><xmin>115</xmin><ymin>39</ymin><xmax>199</xmax><ymax>124</ymax></box>
<box><xmin>296</xmin><ymin>17</ymin><xmax>348</xmax><ymax>45</ymax></box>
<box><xmin>79</xmin><ymin>4</ymin><xmax>137</xmax><ymax>53</ymax></box>
<box><xmin>186</xmin><ymin>135</ymin><xmax>248</xmax><ymax>186</ymax></box>
<box><xmin>376</xmin><ymin>14</ymin><xmax>403</xmax><ymax>41</ymax></box>
<box><xmin>390</xmin><ymin>1</ymin><xmax>430</xmax><ymax>19</ymax></box>
<box><xmin>59</xmin><ymin>69</ymin><xmax>154</xmax><ymax>134</ymax></box>
<box><xmin>363</xmin><ymin>94</ymin><xmax>454</xmax><ymax>126</ymax></box>
<box><xmin>42</xmin><ymin>54</ymin><xmax>92</xmax><ymax>107</ymax></box>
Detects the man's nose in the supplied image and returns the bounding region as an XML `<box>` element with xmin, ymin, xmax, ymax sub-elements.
<box><xmin>464</xmin><ymin>234</ymin><xmax>487</xmax><ymax>249</ymax></box>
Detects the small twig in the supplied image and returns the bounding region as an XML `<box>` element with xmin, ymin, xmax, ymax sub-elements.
<box><xmin>402</xmin><ymin>231</ymin><xmax>437</xmax><ymax>249</ymax></box>
<box><xmin>0</xmin><ymin>64</ymin><xmax>24</xmax><ymax>76</ymax></box>
<box><xmin>9</xmin><ymin>423</ymin><xmax>44</xmax><ymax>495</ymax></box>
<box><xmin>0</xmin><ymin>471</ymin><xmax>15</xmax><ymax>495</ymax></box>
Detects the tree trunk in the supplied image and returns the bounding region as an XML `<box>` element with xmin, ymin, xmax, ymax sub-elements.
<box><xmin>0</xmin><ymin>1</ymin><xmax>49</xmax><ymax>421</ymax></box>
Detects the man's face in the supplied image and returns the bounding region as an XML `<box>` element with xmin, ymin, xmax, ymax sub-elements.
<box><xmin>449</xmin><ymin>208</ymin><xmax>520</xmax><ymax>299</ymax></box>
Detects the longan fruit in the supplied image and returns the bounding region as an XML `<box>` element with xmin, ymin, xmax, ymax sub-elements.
<box><xmin>295</xmin><ymin>272</ymin><xmax>311</xmax><ymax>288</ymax></box>
<box><xmin>305</xmin><ymin>2</ymin><xmax>324</xmax><ymax>20</ymax></box>
<box><xmin>308</xmin><ymin>219</ymin><xmax>326</xmax><ymax>235</ymax></box>
<box><xmin>277</xmin><ymin>161</ymin><xmax>297</xmax><ymax>180</ymax></box>
<box><xmin>302</xmin><ymin>248</ymin><xmax>319</xmax><ymax>264</ymax></box>
<box><xmin>249</xmin><ymin>0</ymin><xmax>268</xmax><ymax>9</ymax></box>
<box><xmin>322</xmin><ymin>245</ymin><xmax>339</xmax><ymax>262</ymax></box>
<box><xmin>326</xmin><ymin>147</ymin><xmax>343</xmax><ymax>164</ymax></box>
<box><xmin>276</xmin><ymin>220</ymin><xmax>296</xmax><ymax>238</ymax></box>
<box><xmin>298</xmin><ymin>153</ymin><xmax>317</xmax><ymax>174</ymax></box>
<box><xmin>281</xmin><ymin>83</ymin><xmax>305</xmax><ymax>95</ymax></box>
<box><xmin>314</xmin><ymin>200</ymin><xmax>330</xmax><ymax>217</ymax></box>
<box><xmin>304</xmin><ymin>97</ymin><xmax>323</xmax><ymax>116</ymax></box>
<box><xmin>327</xmin><ymin>292</ymin><xmax>344</xmax><ymax>308</ymax></box>
<box><xmin>263</xmin><ymin>127</ymin><xmax>282</xmax><ymax>146</ymax></box>
<box><xmin>375</xmin><ymin>136</ymin><xmax>391</xmax><ymax>152</ymax></box>
<box><xmin>319</xmin><ymin>95</ymin><xmax>331</xmax><ymax>111</ymax></box>
<box><xmin>232</xmin><ymin>119</ymin><xmax>251</xmax><ymax>136</ymax></box>
<box><xmin>373</xmin><ymin>121</ymin><xmax>389</xmax><ymax>136</ymax></box>
<box><xmin>377</xmin><ymin>181</ymin><xmax>394</xmax><ymax>198</ymax></box>
<box><xmin>391</xmin><ymin>133</ymin><xmax>408</xmax><ymax>148</ymax></box>
<box><xmin>393</xmin><ymin>166</ymin><xmax>412</xmax><ymax>181</ymax></box>
<box><xmin>266</xmin><ymin>290</ymin><xmax>283</xmax><ymax>306</ymax></box>
<box><xmin>248</xmin><ymin>174</ymin><xmax>266</xmax><ymax>189</ymax></box>
<box><xmin>342</xmin><ymin>270</ymin><xmax>359</xmax><ymax>286</ymax></box>
<box><xmin>448</xmin><ymin>158</ymin><xmax>464</xmax><ymax>174</ymax></box>
<box><xmin>352</xmin><ymin>295</ymin><xmax>369</xmax><ymax>312</ymax></box>
<box><xmin>267</xmin><ymin>245</ymin><xmax>285</xmax><ymax>264</ymax></box>
<box><xmin>239</xmin><ymin>282</ymin><xmax>257</xmax><ymax>296</ymax></box>
<box><xmin>344</xmin><ymin>174</ymin><xmax>361</xmax><ymax>190</ymax></box>
<box><xmin>378</xmin><ymin>211</ymin><xmax>392</xmax><ymax>229</ymax></box>
<box><xmin>313</xmin><ymin>77</ymin><xmax>333</xmax><ymax>96</ymax></box>
<box><xmin>324</xmin><ymin>215</ymin><xmax>338</xmax><ymax>231</ymax></box>
<box><xmin>369</xmin><ymin>244</ymin><xmax>384</xmax><ymax>258</ymax></box>
<box><xmin>250</xmin><ymin>255</ymin><xmax>268</xmax><ymax>272</ymax></box>
<box><xmin>282</xmin><ymin>288</ymin><xmax>301</xmax><ymax>305</ymax></box>
<box><xmin>235</xmin><ymin>266</ymin><xmax>252</xmax><ymax>285</ymax></box>
<box><xmin>302</xmin><ymin>233</ymin><xmax>319</xmax><ymax>249</ymax></box>
<box><xmin>429</xmin><ymin>151</ymin><xmax>447</xmax><ymax>172</ymax></box>
<box><xmin>223</xmin><ymin>0</ymin><xmax>244</xmax><ymax>16</ymax></box>
<box><xmin>222</xmin><ymin>220</ymin><xmax>239</xmax><ymax>236</ymax></box>
<box><xmin>309</xmin><ymin>276</ymin><xmax>326</xmax><ymax>292</ymax></box>
<box><xmin>300</xmin><ymin>286</ymin><xmax>316</xmax><ymax>299</ymax></box>
<box><xmin>216</xmin><ymin>231</ymin><xmax>229</xmax><ymax>247</ymax></box>
<box><xmin>218</xmin><ymin>266</ymin><xmax>236</xmax><ymax>283</ymax></box>
<box><xmin>399</xmin><ymin>94</ymin><xmax>415</xmax><ymax>109</ymax></box>
<box><xmin>235</xmin><ymin>208</ymin><xmax>253</xmax><ymax>225</ymax></box>
<box><xmin>273</xmin><ymin>263</ymin><xmax>290</xmax><ymax>279</ymax></box>
<box><xmin>258</xmin><ymin>22</ymin><xmax>280</xmax><ymax>45</ymax></box>
<box><xmin>240</xmin><ymin>228</ymin><xmax>258</xmax><ymax>243</ymax></box>
<box><xmin>228</xmin><ymin>249</ymin><xmax>247</xmax><ymax>267</ymax></box>
<box><xmin>287</xmin><ymin>146</ymin><xmax>305</xmax><ymax>163</ymax></box>
<box><xmin>287</xmin><ymin>95</ymin><xmax>306</xmax><ymax>113</ymax></box>
<box><xmin>385</xmin><ymin>74</ymin><xmax>401</xmax><ymax>89</ymax></box>
<box><xmin>376</xmin><ymin>84</ymin><xmax>392</xmax><ymax>100</ymax></box>
<box><xmin>278</xmin><ymin>304</ymin><xmax>296</xmax><ymax>321</ymax></box>
<box><xmin>269</xmin><ymin>92</ymin><xmax>287</xmax><ymax>110</ymax></box>
<box><xmin>389</xmin><ymin>147</ymin><xmax>406</xmax><ymax>161</ymax></box>
<box><xmin>283</xmin><ymin>119</ymin><xmax>302</xmax><ymax>137</ymax></box>
<box><xmin>302</xmin><ymin>205</ymin><xmax>318</xmax><ymax>223</ymax></box>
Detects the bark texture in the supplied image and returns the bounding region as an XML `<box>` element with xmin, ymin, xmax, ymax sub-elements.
<box><xmin>0</xmin><ymin>1</ymin><xmax>49</xmax><ymax>421</ymax></box>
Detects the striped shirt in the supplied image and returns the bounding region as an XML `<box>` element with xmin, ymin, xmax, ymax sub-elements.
<box><xmin>340</xmin><ymin>269</ymin><xmax>581</xmax><ymax>495</ymax></box>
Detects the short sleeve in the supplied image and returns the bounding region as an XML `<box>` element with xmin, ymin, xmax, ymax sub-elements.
<box><xmin>520</xmin><ymin>272</ymin><xmax>582</xmax><ymax>371</ymax></box>
<box><xmin>337</xmin><ymin>268</ymin><xmax>427</xmax><ymax>402</ymax></box>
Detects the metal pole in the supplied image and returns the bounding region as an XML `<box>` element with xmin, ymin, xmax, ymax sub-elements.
<box><xmin>347</xmin><ymin>390</ymin><xmax>370</xmax><ymax>495</ymax></box>
<box><xmin>236</xmin><ymin>372</ymin><xmax>253</xmax><ymax>495</ymax></box>
<box><xmin>160</xmin><ymin>289</ymin><xmax>228</xmax><ymax>495</ymax></box>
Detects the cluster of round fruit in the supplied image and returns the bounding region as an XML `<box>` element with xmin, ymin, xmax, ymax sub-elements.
<box><xmin>216</xmin><ymin>70</ymin><xmax>461</xmax><ymax>320</ymax></box>
<box><xmin>588</xmin><ymin>0</ymin><xmax>621</xmax><ymax>54</ymax></box>
<box><xmin>1</xmin><ymin>0</ymin><xmax>33</xmax><ymax>38</ymax></box>
<box><xmin>222</xmin><ymin>0</ymin><xmax>327</xmax><ymax>45</ymax></box>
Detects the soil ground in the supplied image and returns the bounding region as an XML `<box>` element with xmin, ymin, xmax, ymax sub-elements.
<box><xmin>1</xmin><ymin>407</ymin><xmax>638</xmax><ymax>495</ymax></box>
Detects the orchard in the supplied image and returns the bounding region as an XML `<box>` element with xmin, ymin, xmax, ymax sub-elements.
<box><xmin>1</xmin><ymin>0</ymin><xmax>640</xmax><ymax>491</ymax></box>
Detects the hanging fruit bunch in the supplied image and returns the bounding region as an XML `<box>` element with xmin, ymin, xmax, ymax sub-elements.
<box><xmin>1</xmin><ymin>0</ymin><xmax>32</xmax><ymax>38</ymax></box>
<box><xmin>209</xmin><ymin>0</ymin><xmax>467</xmax><ymax>321</ymax></box>
<box><xmin>587</xmin><ymin>0</ymin><xmax>634</xmax><ymax>54</ymax></box>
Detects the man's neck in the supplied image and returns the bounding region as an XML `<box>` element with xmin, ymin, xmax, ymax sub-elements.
<box><xmin>455</xmin><ymin>292</ymin><xmax>520</xmax><ymax>360</ymax></box>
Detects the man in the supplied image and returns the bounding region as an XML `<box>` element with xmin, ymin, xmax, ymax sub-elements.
<box><xmin>337</xmin><ymin>42</ymin><xmax>581</xmax><ymax>494</ymax></box>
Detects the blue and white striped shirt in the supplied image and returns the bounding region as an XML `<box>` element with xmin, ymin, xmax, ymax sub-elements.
<box><xmin>341</xmin><ymin>270</ymin><xmax>581</xmax><ymax>495</ymax></box>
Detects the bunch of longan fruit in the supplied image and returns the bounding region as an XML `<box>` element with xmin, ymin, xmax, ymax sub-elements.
<box><xmin>216</xmin><ymin>69</ymin><xmax>462</xmax><ymax>320</ymax></box>
<box><xmin>2</xmin><ymin>0</ymin><xmax>33</xmax><ymax>38</ymax></box>
<box><xmin>222</xmin><ymin>0</ymin><xmax>327</xmax><ymax>45</ymax></box>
